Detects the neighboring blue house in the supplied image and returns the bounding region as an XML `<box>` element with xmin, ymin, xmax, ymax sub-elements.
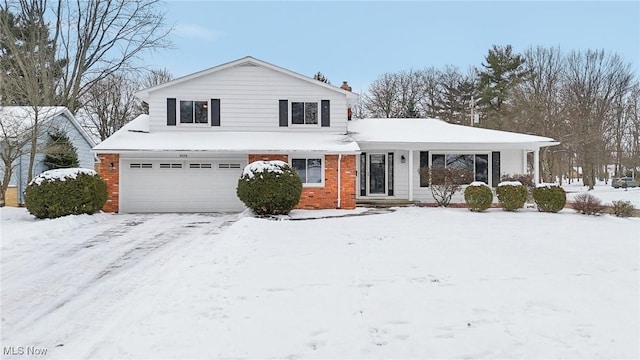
<box><xmin>0</xmin><ymin>106</ymin><xmax>96</xmax><ymax>206</ymax></box>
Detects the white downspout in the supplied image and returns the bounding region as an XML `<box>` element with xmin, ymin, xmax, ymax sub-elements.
<box><xmin>337</xmin><ymin>153</ymin><xmax>342</xmax><ymax>208</ymax></box>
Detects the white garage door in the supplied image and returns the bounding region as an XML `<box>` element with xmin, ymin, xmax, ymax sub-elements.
<box><xmin>120</xmin><ymin>159</ymin><xmax>247</xmax><ymax>213</ymax></box>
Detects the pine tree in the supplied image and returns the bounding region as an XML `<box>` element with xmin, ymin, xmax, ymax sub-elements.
<box><xmin>43</xmin><ymin>130</ymin><xmax>79</xmax><ymax>170</ymax></box>
<box><xmin>477</xmin><ymin>45</ymin><xmax>528</xmax><ymax>115</ymax></box>
<box><xmin>313</xmin><ymin>71</ymin><xmax>330</xmax><ymax>84</ymax></box>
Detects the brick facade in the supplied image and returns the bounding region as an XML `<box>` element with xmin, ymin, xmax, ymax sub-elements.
<box><xmin>96</xmin><ymin>153</ymin><xmax>120</xmax><ymax>213</ymax></box>
<box><xmin>248</xmin><ymin>153</ymin><xmax>357</xmax><ymax>210</ymax></box>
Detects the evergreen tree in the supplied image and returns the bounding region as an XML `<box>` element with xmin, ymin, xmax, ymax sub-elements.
<box><xmin>43</xmin><ymin>130</ymin><xmax>79</xmax><ymax>170</ymax></box>
<box><xmin>476</xmin><ymin>45</ymin><xmax>528</xmax><ymax>117</ymax></box>
<box><xmin>313</xmin><ymin>71</ymin><xmax>330</xmax><ymax>84</ymax></box>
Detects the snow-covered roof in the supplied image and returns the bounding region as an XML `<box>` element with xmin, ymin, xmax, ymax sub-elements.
<box><xmin>134</xmin><ymin>56</ymin><xmax>358</xmax><ymax>102</ymax></box>
<box><xmin>93</xmin><ymin>115</ymin><xmax>360</xmax><ymax>153</ymax></box>
<box><xmin>0</xmin><ymin>106</ymin><xmax>97</xmax><ymax>147</ymax></box>
<box><xmin>348</xmin><ymin>118</ymin><xmax>559</xmax><ymax>150</ymax></box>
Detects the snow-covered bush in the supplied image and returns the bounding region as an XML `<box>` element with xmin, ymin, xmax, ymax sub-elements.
<box><xmin>571</xmin><ymin>193</ymin><xmax>605</xmax><ymax>215</ymax></box>
<box><xmin>24</xmin><ymin>168</ymin><xmax>107</xmax><ymax>219</ymax></box>
<box><xmin>610</xmin><ymin>200</ymin><xmax>635</xmax><ymax>217</ymax></box>
<box><xmin>463</xmin><ymin>182</ymin><xmax>493</xmax><ymax>212</ymax></box>
<box><xmin>236</xmin><ymin>160</ymin><xmax>302</xmax><ymax>215</ymax></box>
<box><xmin>496</xmin><ymin>181</ymin><xmax>528</xmax><ymax>211</ymax></box>
<box><xmin>532</xmin><ymin>184</ymin><xmax>566</xmax><ymax>213</ymax></box>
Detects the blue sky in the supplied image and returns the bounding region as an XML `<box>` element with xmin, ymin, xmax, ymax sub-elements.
<box><xmin>147</xmin><ymin>1</ymin><xmax>640</xmax><ymax>93</ymax></box>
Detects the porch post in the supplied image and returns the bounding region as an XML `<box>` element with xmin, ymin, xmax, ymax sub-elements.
<box><xmin>408</xmin><ymin>150</ymin><xmax>414</xmax><ymax>201</ymax></box>
<box><xmin>533</xmin><ymin>148</ymin><xmax>540</xmax><ymax>185</ymax></box>
<box><xmin>522</xmin><ymin>150</ymin><xmax>528</xmax><ymax>173</ymax></box>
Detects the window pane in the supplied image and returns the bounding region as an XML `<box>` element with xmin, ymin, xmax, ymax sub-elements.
<box><xmin>475</xmin><ymin>154</ymin><xmax>489</xmax><ymax>183</ymax></box>
<box><xmin>194</xmin><ymin>101</ymin><xmax>208</xmax><ymax>123</ymax></box>
<box><xmin>307</xmin><ymin>158</ymin><xmax>322</xmax><ymax>183</ymax></box>
<box><xmin>432</xmin><ymin>154</ymin><xmax>445</xmax><ymax>168</ymax></box>
<box><xmin>305</xmin><ymin>102</ymin><xmax>318</xmax><ymax>124</ymax></box>
<box><xmin>292</xmin><ymin>159</ymin><xmax>306</xmax><ymax>183</ymax></box>
<box><xmin>446</xmin><ymin>154</ymin><xmax>473</xmax><ymax>171</ymax></box>
<box><xmin>180</xmin><ymin>101</ymin><xmax>193</xmax><ymax>123</ymax></box>
<box><xmin>292</xmin><ymin>102</ymin><xmax>304</xmax><ymax>124</ymax></box>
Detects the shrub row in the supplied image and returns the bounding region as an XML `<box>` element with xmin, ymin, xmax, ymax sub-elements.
<box><xmin>463</xmin><ymin>181</ymin><xmax>569</xmax><ymax>214</ymax></box>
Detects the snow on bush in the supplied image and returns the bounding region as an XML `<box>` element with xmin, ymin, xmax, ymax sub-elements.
<box><xmin>496</xmin><ymin>182</ymin><xmax>528</xmax><ymax>211</ymax></box>
<box><xmin>24</xmin><ymin>168</ymin><xmax>107</xmax><ymax>219</ymax></box>
<box><xmin>237</xmin><ymin>161</ymin><xmax>302</xmax><ymax>215</ymax></box>
<box><xmin>29</xmin><ymin>168</ymin><xmax>97</xmax><ymax>185</ymax></box>
<box><xmin>464</xmin><ymin>182</ymin><xmax>493</xmax><ymax>212</ymax></box>
<box><xmin>532</xmin><ymin>184</ymin><xmax>566</xmax><ymax>213</ymax></box>
<box><xmin>241</xmin><ymin>160</ymin><xmax>287</xmax><ymax>179</ymax></box>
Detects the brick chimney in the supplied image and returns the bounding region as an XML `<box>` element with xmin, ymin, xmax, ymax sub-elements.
<box><xmin>340</xmin><ymin>81</ymin><xmax>353</xmax><ymax>120</ymax></box>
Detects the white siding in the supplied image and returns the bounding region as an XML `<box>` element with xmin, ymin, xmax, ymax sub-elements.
<box><xmin>500</xmin><ymin>149</ymin><xmax>526</xmax><ymax>176</ymax></box>
<box><xmin>147</xmin><ymin>64</ymin><xmax>349</xmax><ymax>134</ymax></box>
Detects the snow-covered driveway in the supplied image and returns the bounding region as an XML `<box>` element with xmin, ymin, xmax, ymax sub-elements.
<box><xmin>1</xmin><ymin>211</ymin><xmax>239</xmax><ymax>358</ymax></box>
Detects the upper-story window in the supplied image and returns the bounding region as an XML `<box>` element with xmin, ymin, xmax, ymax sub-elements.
<box><xmin>279</xmin><ymin>99</ymin><xmax>330</xmax><ymax>127</ymax></box>
<box><xmin>168</xmin><ymin>98</ymin><xmax>219</xmax><ymax>127</ymax></box>
<box><xmin>180</xmin><ymin>101</ymin><xmax>208</xmax><ymax>124</ymax></box>
<box><xmin>292</xmin><ymin>102</ymin><xmax>318</xmax><ymax>125</ymax></box>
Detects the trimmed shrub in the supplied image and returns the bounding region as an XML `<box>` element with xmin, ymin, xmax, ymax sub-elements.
<box><xmin>464</xmin><ymin>182</ymin><xmax>493</xmax><ymax>212</ymax></box>
<box><xmin>571</xmin><ymin>193</ymin><xmax>605</xmax><ymax>215</ymax></box>
<box><xmin>532</xmin><ymin>184</ymin><xmax>566</xmax><ymax>213</ymax></box>
<box><xmin>24</xmin><ymin>168</ymin><xmax>107</xmax><ymax>219</ymax></box>
<box><xmin>611</xmin><ymin>200</ymin><xmax>636</xmax><ymax>218</ymax></box>
<box><xmin>496</xmin><ymin>181</ymin><xmax>528</xmax><ymax>211</ymax></box>
<box><xmin>237</xmin><ymin>160</ymin><xmax>302</xmax><ymax>215</ymax></box>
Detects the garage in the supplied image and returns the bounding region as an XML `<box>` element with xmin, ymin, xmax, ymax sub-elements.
<box><xmin>120</xmin><ymin>159</ymin><xmax>247</xmax><ymax>213</ymax></box>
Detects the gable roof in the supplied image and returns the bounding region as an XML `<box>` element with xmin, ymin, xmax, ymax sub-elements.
<box><xmin>348</xmin><ymin>118</ymin><xmax>560</xmax><ymax>150</ymax></box>
<box><xmin>134</xmin><ymin>56</ymin><xmax>358</xmax><ymax>102</ymax></box>
<box><xmin>93</xmin><ymin>115</ymin><xmax>360</xmax><ymax>153</ymax></box>
<box><xmin>0</xmin><ymin>106</ymin><xmax>96</xmax><ymax>147</ymax></box>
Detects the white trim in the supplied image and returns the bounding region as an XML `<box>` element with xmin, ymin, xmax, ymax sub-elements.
<box><xmin>533</xmin><ymin>149</ymin><xmax>540</xmax><ymax>185</ymax></box>
<box><xmin>176</xmin><ymin>99</ymin><xmax>210</xmax><ymax>127</ymax></box>
<box><xmin>288</xmin><ymin>99</ymin><xmax>322</xmax><ymax>127</ymax></box>
<box><xmin>337</xmin><ymin>154</ymin><xmax>342</xmax><ymax>208</ymax></box>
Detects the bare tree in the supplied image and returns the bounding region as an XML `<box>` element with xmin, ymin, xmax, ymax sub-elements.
<box><xmin>138</xmin><ymin>67</ymin><xmax>173</xmax><ymax>114</ymax></box>
<box><xmin>563</xmin><ymin>50</ymin><xmax>633</xmax><ymax>189</ymax></box>
<box><xmin>82</xmin><ymin>72</ymin><xmax>141</xmax><ymax>141</ymax></box>
<box><xmin>52</xmin><ymin>0</ymin><xmax>171</xmax><ymax>112</ymax></box>
<box><xmin>364</xmin><ymin>73</ymin><xmax>398</xmax><ymax>118</ymax></box>
<box><xmin>0</xmin><ymin>109</ymin><xmax>30</xmax><ymax>206</ymax></box>
<box><xmin>1</xmin><ymin>0</ymin><xmax>60</xmax><ymax>181</ymax></box>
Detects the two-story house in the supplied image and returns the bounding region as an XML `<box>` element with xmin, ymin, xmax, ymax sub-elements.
<box><xmin>93</xmin><ymin>56</ymin><xmax>558</xmax><ymax>213</ymax></box>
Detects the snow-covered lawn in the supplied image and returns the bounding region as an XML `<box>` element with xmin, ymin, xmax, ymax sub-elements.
<box><xmin>563</xmin><ymin>181</ymin><xmax>640</xmax><ymax>209</ymax></box>
<box><xmin>1</xmin><ymin>205</ymin><xmax>639</xmax><ymax>359</ymax></box>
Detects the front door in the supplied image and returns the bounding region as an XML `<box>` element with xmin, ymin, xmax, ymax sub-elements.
<box><xmin>368</xmin><ymin>153</ymin><xmax>386</xmax><ymax>195</ymax></box>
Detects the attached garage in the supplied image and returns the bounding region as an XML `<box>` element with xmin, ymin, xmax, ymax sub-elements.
<box><xmin>119</xmin><ymin>159</ymin><xmax>247</xmax><ymax>213</ymax></box>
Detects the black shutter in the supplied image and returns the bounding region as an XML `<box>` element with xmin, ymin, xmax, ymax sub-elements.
<box><xmin>492</xmin><ymin>151</ymin><xmax>501</xmax><ymax>187</ymax></box>
<box><xmin>279</xmin><ymin>100</ymin><xmax>288</xmax><ymax>127</ymax></box>
<box><xmin>360</xmin><ymin>152</ymin><xmax>366</xmax><ymax>196</ymax></box>
<box><xmin>211</xmin><ymin>99</ymin><xmax>220</xmax><ymax>126</ymax></box>
<box><xmin>167</xmin><ymin>98</ymin><xmax>176</xmax><ymax>126</ymax></box>
<box><xmin>419</xmin><ymin>151</ymin><xmax>429</xmax><ymax>187</ymax></box>
<box><xmin>388</xmin><ymin>152</ymin><xmax>394</xmax><ymax>196</ymax></box>
<box><xmin>321</xmin><ymin>100</ymin><xmax>330</xmax><ymax>127</ymax></box>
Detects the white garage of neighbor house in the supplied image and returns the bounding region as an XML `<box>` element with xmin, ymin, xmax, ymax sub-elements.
<box><xmin>92</xmin><ymin>55</ymin><xmax>559</xmax><ymax>213</ymax></box>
